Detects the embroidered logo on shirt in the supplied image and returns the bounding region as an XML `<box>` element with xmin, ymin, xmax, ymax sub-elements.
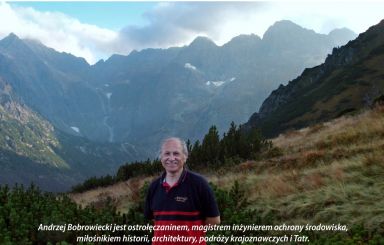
<box><xmin>175</xmin><ymin>196</ymin><xmax>188</xmax><ymax>202</ymax></box>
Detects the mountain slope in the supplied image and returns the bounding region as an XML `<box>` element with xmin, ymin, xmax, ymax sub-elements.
<box><xmin>244</xmin><ymin>19</ymin><xmax>384</xmax><ymax>137</ymax></box>
<box><xmin>0</xmin><ymin>77</ymin><xmax>142</xmax><ymax>191</ymax></box>
<box><xmin>0</xmin><ymin>34</ymin><xmax>110</xmax><ymax>141</ymax></box>
<box><xmin>0</xmin><ymin>77</ymin><xmax>71</xmax><ymax>191</ymax></box>
<box><xmin>0</xmin><ymin>77</ymin><xmax>66</xmax><ymax>167</ymax></box>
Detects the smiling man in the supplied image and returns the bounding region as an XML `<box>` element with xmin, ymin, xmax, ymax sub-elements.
<box><xmin>144</xmin><ymin>137</ymin><xmax>220</xmax><ymax>244</ymax></box>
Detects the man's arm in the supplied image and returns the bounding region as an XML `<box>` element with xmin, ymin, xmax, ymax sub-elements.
<box><xmin>205</xmin><ymin>216</ymin><xmax>221</xmax><ymax>225</ymax></box>
<box><xmin>199</xmin><ymin>177</ymin><xmax>221</xmax><ymax>225</ymax></box>
<box><xmin>144</xmin><ymin>181</ymin><xmax>156</xmax><ymax>221</ymax></box>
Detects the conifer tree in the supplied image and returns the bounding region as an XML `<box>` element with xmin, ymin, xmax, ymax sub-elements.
<box><xmin>187</xmin><ymin>140</ymin><xmax>201</xmax><ymax>169</ymax></box>
<box><xmin>220</xmin><ymin>121</ymin><xmax>238</xmax><ymax>160</ymax></box>
<box><xmin>201</xmin><ymin>126</ymin><xmax>220</xmax><ymax>166</ymax></box>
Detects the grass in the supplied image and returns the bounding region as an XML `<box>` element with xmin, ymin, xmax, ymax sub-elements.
<box><xmin>69</xmin><ymin>177</ymin><xmax>153</xmax><ymax>213</ymax></box>
<box><xmin>70</xmin><ymin>106</ymin><xmax>384</xmax><ymax>237</ymax></box>
<box><xmin>243</xmin><ymin>106</ymin><xmax>384</xmax><ymax>234</ymax></box>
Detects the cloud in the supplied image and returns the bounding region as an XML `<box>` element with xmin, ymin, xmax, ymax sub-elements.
<box><xmin>116</xmin><ymin>2</ymin><xmax>269</xmax><ymax>52</ymax></box>
<box><xmin>115</xmin><ymin>1</ymin><xmax>384</xmax><ymax>53</ymax></box>
<box><xmin>0</xmin><ymin>2</ymin><xmax>117</xmax><ymax>64</ymax></box>
<box><xmin>0</xmin><ymin>2</ymin><xmax>383</xmax><ymax>64</ymax></box>
<box><xmin>1</xmin><ymin>2</ymin><xmax>271</xmax><ymax>63</ymax></box>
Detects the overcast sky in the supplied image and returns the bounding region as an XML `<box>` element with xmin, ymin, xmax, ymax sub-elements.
<box><xmin>1</xmin><ymin>1</ymin><xmax>383</xmax><ymax>64</ymax></box>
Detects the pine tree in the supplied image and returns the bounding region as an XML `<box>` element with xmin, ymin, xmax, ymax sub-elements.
<box><xmin>220</xmin><ymin>121</ymin><xmax>238</xmax><ymax>160</ymax></box>
<box><xmin>187</xmin><ymin>140</ymin><xmax>201</xmax><ymax>169</ymax></box>
<box><xmin>201</xmin><ymin>125</ymin><xmax>220</xmax><ymax>167</ymax></box>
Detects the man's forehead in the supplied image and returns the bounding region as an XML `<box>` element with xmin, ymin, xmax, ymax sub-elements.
<box><xmin>162</xmin><ymin>139</ymin><xmax>182</xmax><ymax>150</ymax></box>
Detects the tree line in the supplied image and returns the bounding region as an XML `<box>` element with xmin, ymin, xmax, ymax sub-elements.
<box><xmin>71</xmin><ymin>122</ymin><xmax>271</xmax><ymax>193</ymax></box>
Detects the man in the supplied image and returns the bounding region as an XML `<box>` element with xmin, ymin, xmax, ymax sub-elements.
<box><xmin>144</xmin><ymin>137</ymin><xmax>220</xmax><ymax>244</ymax></box>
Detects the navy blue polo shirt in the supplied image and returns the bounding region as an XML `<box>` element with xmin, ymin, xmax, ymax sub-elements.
<box><xmin>144</xmin><ymin>169</ymin><xmax>220</xmax><ymax>244</ymax></box>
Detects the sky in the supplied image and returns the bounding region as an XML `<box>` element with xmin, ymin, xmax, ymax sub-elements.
<box><xmin>1</xmin><ymin>1</ymin><xmax>383</xmax><ymax>64</ymax></box>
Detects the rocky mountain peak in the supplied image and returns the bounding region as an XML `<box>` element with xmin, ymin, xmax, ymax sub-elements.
<box><xmin>1</xmin><ymin>32</ymin><xmax>20</xmax><ymax>42</ymax></box>
<box><xmin>262</xmin><ymin>20</ymin><xmax>316</xmax><ymax>40</ymax></box>
<box><xmin>0</xmin><ymin>33</ymin><xmax>25</xmax><ymax>49</ymax></box>
<box><xmin>0</xmin><ymin>33</ymin><xmax>38</xmax><ymax>61</ymax></box>
<box><xmin>223</xmin><ymin>34</ymin><xmax>262</xmax><ymax>49</ymax></box>
<box><xmin>328</xmin><ymin>28</ymin><xmax>356</xmax><ymax>42</ymax></box>
<box><xmin>189</xmin><ymin>36</ymin><xmax>217</xmax><ymax>49</ymax></box>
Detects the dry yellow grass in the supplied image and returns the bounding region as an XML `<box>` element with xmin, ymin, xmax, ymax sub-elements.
<box><xmin>243</xmin><ymin>106</ymin><xmax>384</xmax><ymax>229</ymax></box>
<box><xmin>69</xmin><ymin>176</ymin><xmax>155</xmax><ymax>213</ymax></box>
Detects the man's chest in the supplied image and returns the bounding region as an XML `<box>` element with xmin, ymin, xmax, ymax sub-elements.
<box><xmin>151</xmin><ymin>186</ymin><xmax>201</xmax><ymax>213</ymax></box>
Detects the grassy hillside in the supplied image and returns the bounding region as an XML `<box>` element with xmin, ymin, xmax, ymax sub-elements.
<box><xmin>246</xmin><ymin>106</ymin><xmax>384</xmax><ymax>230</ymax></box>
<box><xmin>70</xmin><ymin>106</ymin><xmax>384</xmax><ymax>241</ymax></box>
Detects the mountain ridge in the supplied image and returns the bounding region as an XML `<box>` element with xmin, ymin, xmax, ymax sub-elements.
<box><xmin>243</xmin><ymin>19</ymin><xmax>384</xmax><ymax>137</ymax></box>
<box><xmin>0</xmin><ymin>20</ymin><xmax>359</xmax><ymax>190</ymax></box>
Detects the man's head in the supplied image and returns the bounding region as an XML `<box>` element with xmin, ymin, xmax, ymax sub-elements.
<box><xmin>160</xmin><ymin>137</ymin><xmax>188</xmax><ymax>174</ymax></box>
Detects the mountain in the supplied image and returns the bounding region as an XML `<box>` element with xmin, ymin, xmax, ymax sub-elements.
<box><xmin>86</xmin><ymin>20</ymin><xmax>356</xmax><ymax>152</ymax></box>
<box><xmin>0</xmin><ymin>76</ymin><xmax>142</xmax><ymax>191</ymax></box>
<box><xmin>0</xmin><ymin>34</ymin><xmax>99</xmax><ymax>139</ymax></box>
<box><xmin>0</xmin><ymin>20</ymin><xmax>358</xmax><ymax>190</ymax></box>
<box><xmin>243</xmin><ymin>19</ymin><xmax>384</xmax><ymax>137</ymax></box>
<box><xmin>0</xmin><ymin>21</ymin><xmax>357</xmax><ymax>152</ymax></box>
<box><xmin>23</xmin><ymin>38</ymin><xmax>90</xmax><ymax>80</ymax></box>
<box><xmin>328</xmin><ymin>28</ymin><xmax>357</xmax><ymax>45</ymax></box>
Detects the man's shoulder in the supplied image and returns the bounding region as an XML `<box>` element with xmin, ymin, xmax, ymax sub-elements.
<box><xmin>148</xmin><ymin>175</ymin><xmax>162</xmax><ymax>190</ymax></box>
<box><xmin>186</xmin><ymin>170</ymin><xmax>209</xmax><ymax>184</ymax></box>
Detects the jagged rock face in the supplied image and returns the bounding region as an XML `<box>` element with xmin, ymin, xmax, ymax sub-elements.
<box><xmin>244</xmin><ymin>20</ymin><xmax>384</xmax><ymax>138</ymax></box>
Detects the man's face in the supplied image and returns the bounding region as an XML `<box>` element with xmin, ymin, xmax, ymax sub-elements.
<box><xmin>160</xmin><ymin>139</ymin><xmax>186</xmax><ymax>174</ymax></box>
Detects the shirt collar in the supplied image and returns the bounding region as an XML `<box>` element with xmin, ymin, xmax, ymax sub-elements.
<box><xmin>160</xmin><ymin>168</ymin><xmax>188</xmax><ymax>185</ymax></box>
